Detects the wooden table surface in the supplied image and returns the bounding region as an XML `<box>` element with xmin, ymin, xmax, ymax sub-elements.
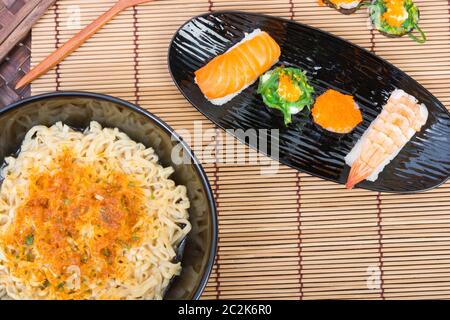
<box><xmin>0</xmin><ymin>33</ymin><xmax>30</xmax><ymax>107</ymax></box>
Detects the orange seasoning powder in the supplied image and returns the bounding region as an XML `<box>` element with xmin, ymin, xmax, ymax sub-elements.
<box><xmin>312</xmin><ymin>89</ymin><xmax>363</xmax><ymax>134</ymax></box>
<box><xmin>0</xmin><ymin>149</ymin><xmax>150</xmax><ymax>299</ymax></box>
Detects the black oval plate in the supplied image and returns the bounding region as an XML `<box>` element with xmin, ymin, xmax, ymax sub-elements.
<box><xmin>168</xmin><ymin>11</ymin><xmax>450</xmax><ymax>193</ymax></box>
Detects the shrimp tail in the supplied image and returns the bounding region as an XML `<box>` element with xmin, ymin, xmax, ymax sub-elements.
<box><xmin>346</xmin><ymin>160</ymin><xmax>373</xmax><ymax>189</ymax></box>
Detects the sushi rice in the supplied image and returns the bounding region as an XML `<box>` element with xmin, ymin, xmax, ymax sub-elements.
<box><xmin>333</xmin><ymin>0</ymin><xmax>362</xmax><ymax>9</ymax></box>
<box><xmin>325</xmin><ymin>0</ymin><xmax>362</xmax><ymax>10</ymax></box>
<box><xmin>345</xmin><ymin>89</ymin><xmax>428</xmax><ymax>182</ymax></box>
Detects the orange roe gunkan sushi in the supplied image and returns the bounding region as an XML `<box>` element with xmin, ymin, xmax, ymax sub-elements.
<box><xmin>312</xmin><ymin>89</ymin><xmax>363</xmax><ymax>134</ymax></box>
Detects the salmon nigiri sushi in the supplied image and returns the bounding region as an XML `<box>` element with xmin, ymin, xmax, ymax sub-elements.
<box><xmin>345</xmin><ymin>89</ymin><xmax>428</xmax><ymax>189</ymax></box>
<box><xmin>194</xmin><ymin>29</ymin><xmax>281</xmax><ymax>105</ymax></box>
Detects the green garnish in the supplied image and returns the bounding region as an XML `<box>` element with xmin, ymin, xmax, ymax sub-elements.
<box><xmin>101</xmin><ymin>248</ymin><xmax>111</xmax><ymax>257</ymax></box>
<box><xmin>63</xmin><ymin>199</ymin><xmax>70</xmax><ymax>205</ymax></box>
<box><xmin>42</xmin><ymin>279</ymin><xmax>50</xmax><ymax>289</ymax></box>
<box><xmin>56</xmin><ymin>282</ymin><xmax>65</xmax><ymax>291</ymax></box>
<box><xmin>81</xmin><ymin>254</ymin><xmax>89</xmax><ymax>264</ymax></box>
<box><xmin>131</xmin><ymin>234</ymin><xmax>139</xmax><ymax>242</ymax></box>
<box><xmin>257</xmin><ymin>67</ymin><xmax>315</xmax><ymax>125</ymax></box>
<box><xmin>25</xmin><ymin>250</ymin><xmax>34</xmax><ymax>262</ymax></box>
<box><xmin>117</xmin><ymin>239</ymin><xmax>131</xmax><ymax>250</ymax></box>
<box><xmin>24</xmin><ymin>233</ymin><xmax>34</xmax><ymax>246</ymax></box>
<box><xmin>369</xmin><ymin>0</ymin><xmax>426</xmax><ymax>43</ymax></box>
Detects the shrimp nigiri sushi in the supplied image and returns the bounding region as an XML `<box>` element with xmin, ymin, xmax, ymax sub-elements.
<box><xmin>194</xmin><ymin>29</ymin><xmax>281</xmax><ymax>105</ymax></box>
<box><xmin>345</xmin><ymin>89</ymin><xmax>428</xmax><ymax>189</ymax></box>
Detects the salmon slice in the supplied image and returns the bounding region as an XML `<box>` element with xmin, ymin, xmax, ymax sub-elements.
<box><xmin>345</xmin><ymin>89</ymin><xmax>428</xmax><ymax>189</ymax></box>
<box><xmin>194</xmin><ymin>30</ymin><xmax>281</xmax><ymax>104</ymax></box>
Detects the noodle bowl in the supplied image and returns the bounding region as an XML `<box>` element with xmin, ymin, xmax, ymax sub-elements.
<box><xmin>0</xmin><ymin>121</ymin><xmax>191</xmax><ymax>300</ymax></box>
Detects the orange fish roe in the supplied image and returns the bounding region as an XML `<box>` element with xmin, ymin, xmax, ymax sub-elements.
<box><xmin>277</xmin><ymin>73</ymin><xmax>302</xmax><ymax>102</ymax></box>
<box><xmin>312</xmin><ymin>89</ymin><xmax>363</xmax><ymax>134</ymax></box>
<box><xmin>382</xmin><ymin>0</ymin><xmax>407</xmax><ymax>27</ymax></box>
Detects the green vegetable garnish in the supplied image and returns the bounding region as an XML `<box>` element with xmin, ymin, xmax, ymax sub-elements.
<box><xmin>25</xmin><ymin>250</ymin><xmax>35</xmax><ymax>262</ymax></box>
<box><xmin>24</xmin><ymin>233</ymin><xmax>34</xmax><ymax>246</ymax></box>
<box><xmin>42</xmin><ymin>279</ymin><xmax>50</xmax><ymax>289</ymax></box>
<box><xmin>257</xmin><ymin>67</ymin><xmax>314</xmax><ymax>125</ymax></box>
<box><xmin>101</xmin><ymin>248</ymin><xmax>111</xmax><ymax>257</ymax></box>
<box><xmin>80</xmin><ymin>253</ymin><xmax>89</xmax><ymax>264</ymax></box>
<box><xmin>369</xmin><ymin>0</ymin><xmax>426</xmax><ymax>43</ymax></box>
<box><xmin>56</xmin><ymin>281</ymin><xmax>65</xmax><ymax>291</ymax></box>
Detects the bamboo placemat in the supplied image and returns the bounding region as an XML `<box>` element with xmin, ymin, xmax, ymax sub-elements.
<box><xmin>30</xmin><ymin>0</ymin><xmax>450</xmax><ymax>300</ymax></box>
<box><xmin>0</xmin><ymin>32</ymin><xmax>30</xmax><ymax>106</ymax></box>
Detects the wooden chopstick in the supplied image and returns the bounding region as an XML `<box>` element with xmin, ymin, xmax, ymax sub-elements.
<box><xmin>15</xmin><ymin>0</ymin><xmax>154</xmax><ymax>90</ymax></box>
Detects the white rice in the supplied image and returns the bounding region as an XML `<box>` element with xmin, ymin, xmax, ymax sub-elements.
<box><xmin>207</xmin><ymin>83</ymin><xmax>252</xmax><ymax>106</ymax></box>
<box><xmin>334</xmin><ymin>1</ymin><xmax>361</xmax><ymax>9</ymax></box>
<box><xmin>195</xmin><ymin>29</ymin><xmax>279</xmax><ymax>106</ymax></box>
<box><xmin>345</xmin><ymin>89</ymin><xmax>428</xmax><ymax>182</ymax></box>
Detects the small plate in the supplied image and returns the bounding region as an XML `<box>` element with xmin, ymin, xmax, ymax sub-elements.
<box><xmin>168</xmin><ymin>11</ymin><xmax>450</xmax><ymax>193</ymax></box>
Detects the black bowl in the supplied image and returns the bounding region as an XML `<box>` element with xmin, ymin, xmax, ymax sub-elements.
<box><xmin>0</xmin><ymin>92</ymin><xmax>217</xmax><ymax>300</ymax></box>
<box><xmin>168</xmin><ymin>11</ymin><xmax>450</xmax><ymax>193</ymax></box>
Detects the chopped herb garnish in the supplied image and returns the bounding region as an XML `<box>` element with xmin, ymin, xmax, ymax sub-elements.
<box><xmin>42</xmin><ymin>279</ymin><xmax>50</xmax><ymax>289</ymax></box>
<box><xmin>81</xmin><ymin>254</ymin><xmax>89</xmax><ymax>264</ymax></box>
<box><xmin>150</xmin><ymin>192</ymin><xmax>155</xmax><ymax>200</ymax></box>
<box><xmin>56</xmin><ymin>282</ymin><xmax>65</xmax><ymax>291</ymax></box>
<box><xmin>25</xmin><ymin>250</ymin><xmax>34</xmax><ymax>262</ymax></box>
<box><xmin>131</xmin><ymin>234</ymin><xmax>139</xmax><ymax>242</ymax></box>
<box><xmin>24</xmin><ymin>233</ymin><xmax>34</xmax><ymax>246</ymax></box>
<box><xmin>101</xmin><ymin>248</ymin><xmax>111</xmax><ymax>257</ymax></box>
<box><xmin>117</xmin><ymin>239</ymin><xmax>131</xmax><ymax>250</ymax></box>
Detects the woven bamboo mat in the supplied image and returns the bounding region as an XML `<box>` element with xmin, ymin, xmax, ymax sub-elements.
<box><xmin>0</xmin><ymin>32</ymin><xmax>30</xmax><ymax>106</ymax></box>
<box><xmin>30</xmin><ymin>0</ymin><xmax>450</xmax><ymax>300</ymax></box>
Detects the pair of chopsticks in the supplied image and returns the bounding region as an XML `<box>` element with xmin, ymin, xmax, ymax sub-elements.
<box><xmin>15</xmin><ymin>0</ymin><xmax>154</xmax><ymax>90</ymax></box>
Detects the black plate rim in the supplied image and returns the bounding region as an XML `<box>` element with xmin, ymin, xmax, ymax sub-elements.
<box><xmin>0</xmin><ymin>91</ymin><xmax>219</xmax><ymax>300</ymax></box>
<box><xmin>167</xmin><ymin>10</ymin><xmax>450</xmax><ymax>194</ymax></box>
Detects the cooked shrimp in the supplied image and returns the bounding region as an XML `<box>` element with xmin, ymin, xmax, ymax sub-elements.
<box><xmin>345</xmin><ymin>89</ymin><xmax>428</xmax><ymax>189</ymax></box>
